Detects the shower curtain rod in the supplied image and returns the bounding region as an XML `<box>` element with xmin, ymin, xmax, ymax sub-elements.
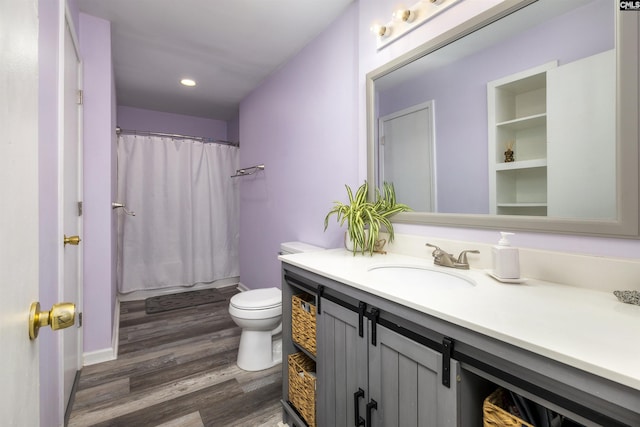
<box><xmin>116</xmin><ymin>127</ymin><xmax>239</xmax><ymax>147</ymax></box>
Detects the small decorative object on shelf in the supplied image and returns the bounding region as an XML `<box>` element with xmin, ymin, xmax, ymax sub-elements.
<box><xmin>504</xmin><ymin>141</ymin><xmax>515</xmax><ymax>162</ymax></box>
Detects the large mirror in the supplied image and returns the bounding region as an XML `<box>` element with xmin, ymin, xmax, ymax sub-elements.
<box><xmin>367</xmin><ymin>0</ymin><xmax>639</xmax><ymax>237</ymax></box>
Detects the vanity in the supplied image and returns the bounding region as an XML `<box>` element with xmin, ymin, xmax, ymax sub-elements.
<box><xmin>276</xmin><ymin>0</ymin><xmax>640</xmax><ymax>425</ymax></box>
<box><xmin>279</xmin><ymin>248</ymin><xmax>640</xmax><ymax>427</ymax></box>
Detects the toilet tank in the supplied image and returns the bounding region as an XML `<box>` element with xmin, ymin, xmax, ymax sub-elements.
<box><xmin>280</xmin><ymin>241</ymin><xmax>324</xmax><ymax>255</ymax></box>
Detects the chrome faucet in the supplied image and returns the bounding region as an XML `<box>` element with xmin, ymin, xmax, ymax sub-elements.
<box><xmin>426</xmin><ymin>243</ymin><xmax>479</xmax><ymax>269</ymax></box>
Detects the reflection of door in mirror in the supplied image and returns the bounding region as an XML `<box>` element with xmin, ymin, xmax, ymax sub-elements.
<box><xmin>547</xmin><ymin>49</ymin><xmax>615</xmax><ymax>219</ymax></box>
<box><xmin>379</xmin><ymin>101</ymin><xmax>435</xmax><ymax>212</ymax></box>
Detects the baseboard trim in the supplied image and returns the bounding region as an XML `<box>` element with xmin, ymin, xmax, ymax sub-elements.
<box><xmin>83</xmin><ymin>347</ymin><xmax>116</xmax><ymax>366</ymax></box>
<box><xmin>83</xmin><ymin>300</ymin><xmax>120</xmax><ymax>366</ymax></box>
<box><xmin>237</xmin><ymin>282</ymin><xmax>249</xmax><ymax>292</ymax></box>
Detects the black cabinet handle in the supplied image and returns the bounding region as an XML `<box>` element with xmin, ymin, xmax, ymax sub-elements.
<box><xmin>366</xmin><ymin>399</ymin><xmax>378</xmax><ymax>427</ymax></box>
<box><xmin>353</xmin><ymin>388</ymin><xmax>365</xmax><ymax>426</ymax></box>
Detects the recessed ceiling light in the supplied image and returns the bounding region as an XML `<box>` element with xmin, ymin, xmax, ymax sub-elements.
<box><xmin>180</xmin><ymin>78</ymin><xmax>196</xmax><ymax>87</ymax></box>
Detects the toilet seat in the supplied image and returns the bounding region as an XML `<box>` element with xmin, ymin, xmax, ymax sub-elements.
<box><xmin>230</xmin><ymin>287</ymin><xmax>282</xmax><ymax>310</ymax></box>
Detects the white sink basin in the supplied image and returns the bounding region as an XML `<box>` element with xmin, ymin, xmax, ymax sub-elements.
<box><xmin>367</xmin><ymin>264</ymin><xmax>475</xmax><ymax>289</ymax></box>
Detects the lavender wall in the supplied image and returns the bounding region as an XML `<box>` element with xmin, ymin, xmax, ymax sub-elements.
<box><xmin>227</xmin><ymin>114</ymin><xmax>240</xmax><ymax>143</ymax></box>
<box><xmin>80</xmin><ymin>13</ymin><xmax>116</xmax><ymax>354</ymax></box>
<box><xmin>237</xmin><ymin>0</ymin><xmax>640</xmax><ymax>293</ymax></box>
<box><xmin>238</xmin><ymin>4</ymin><xmax>359</xmax><ymax>289</ymax></box>
<box><xmin>117</xmin><ymin>106</ymin><xmax>228</xmax><ymax>140</ymax></box>
<box><xmin>378</xmin><ymin>0</ymin><xmax>613</xmax><ymax>214</ymax></box>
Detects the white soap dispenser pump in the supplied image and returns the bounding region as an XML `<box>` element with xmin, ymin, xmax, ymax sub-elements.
<box><xmin>492</xmin><ymin>232</ymin><xmax>520</xmax><ymax>279</ymax></box>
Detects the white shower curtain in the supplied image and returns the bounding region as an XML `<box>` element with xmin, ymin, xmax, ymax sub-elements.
<box><xmin>116</xmin><ymin>134</ymin><xmax>240</xmax><ymax>293</ymax></box>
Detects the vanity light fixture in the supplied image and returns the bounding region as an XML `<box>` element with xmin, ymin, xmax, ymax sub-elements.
<box><xmin>374</xmin><ymin>0</ymin><xmax>460</xmax><ymax>50</ymax></box>
<box><xmin>180</xmin><ymin>78</ymin><xmax>196</xmax><ymax>87</ymax></box>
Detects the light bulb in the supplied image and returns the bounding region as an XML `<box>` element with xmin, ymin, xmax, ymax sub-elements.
<box><xmin>180</xmin><ymin>78</ymin><xmax>196</xmax><ymax>87</ymax></box>
<box><xmin>370</xmin><ymin>23</ymin><xmax>391</xmax><ymax>38</ymax></box>
<box><xmin>393</xmin><ymin>9</ymin><xmax>415</xmax><ymax>23</ymax></box>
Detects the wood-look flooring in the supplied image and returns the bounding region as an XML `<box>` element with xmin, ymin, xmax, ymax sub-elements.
<box><xmin>68</xmin><ymin>286</ymin><xmax>283</xmax><ymax>427</ymax></box>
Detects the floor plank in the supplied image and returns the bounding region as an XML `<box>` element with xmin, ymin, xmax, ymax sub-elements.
<box><xmin>68</xmin><ymin>286</ymin><xmax>283</xmax><ymax>427</ymax></box>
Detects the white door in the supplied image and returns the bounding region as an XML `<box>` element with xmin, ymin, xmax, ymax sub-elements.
<box><xmin>0</xmin><ymin>0</ymin><xmax>41</xmax><ymax>425</ymax></box>
<box><xmin>547</xmin><ymin>50</ymin><xmax>615</xmax><ymax>219</ymax></box>
<box><xmin>379</xmin><ymin>101</ymin><xmax>436</xmax><ymax>212</ymax></box>
<box><xmin>61</xmin><ymin>16</ymin><xmax>83</xmax><ymax>414</ymax></box>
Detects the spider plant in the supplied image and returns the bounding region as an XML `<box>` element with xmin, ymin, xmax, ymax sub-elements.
<box><xmin>323</xmin><ymin>181</ymin><xmax>411</xmax><ymax>255</ymax></box>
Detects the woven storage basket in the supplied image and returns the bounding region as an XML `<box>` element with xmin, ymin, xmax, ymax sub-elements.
<box><xmin>288</xmin><ymin>352</ymin><xmax>317</xmax><ymax>427</ymax></box>
<box><xmin>291</xmin><ymin>293</ymin><xmax>317</xmax><ymax>356</ymax></box>
<box><xmin>483</xmin><ymin>388</ymin><xmax>535</xmax><ymax>427</ymax></box>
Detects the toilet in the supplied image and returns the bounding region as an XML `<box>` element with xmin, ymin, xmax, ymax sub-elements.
<box><xmin>229</xmin><ymin>241</ymin><xmax>324</xmax><ymax>371</ymax></box>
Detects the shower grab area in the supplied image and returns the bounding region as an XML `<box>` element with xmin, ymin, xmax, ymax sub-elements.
<box><xmin>116</xmin><ymin>130</ymin><xmax>240</xmax><ymax>297</ymax></box>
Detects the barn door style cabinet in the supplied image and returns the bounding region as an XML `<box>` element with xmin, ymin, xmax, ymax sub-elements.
<box><xmin>280</xmin><ymin>263</ymin><xmax>639</xmax><ymax>427</ymax></box>
<box><xmin>319</xmin><ymin>298</ymin><xmax>458</xmax><ymax>427</ymax></box>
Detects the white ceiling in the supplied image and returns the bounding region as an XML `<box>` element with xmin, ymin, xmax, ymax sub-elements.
<box><xmin>78</xmin><ymin>0</ymin><xmax>353</xmax><ymax>120</ymax></box>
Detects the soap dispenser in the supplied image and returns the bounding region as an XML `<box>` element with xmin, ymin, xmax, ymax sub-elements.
<box><xmin>492</xmin><ymin>232</ymin><xmax>520</xmax><ymax>279</ymax></box>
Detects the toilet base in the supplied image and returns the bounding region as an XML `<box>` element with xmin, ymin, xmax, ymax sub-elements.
<box><xmin>236</xmin><ymin>331</ymin><xmax>282</xmax><ymax>371</ymax></box>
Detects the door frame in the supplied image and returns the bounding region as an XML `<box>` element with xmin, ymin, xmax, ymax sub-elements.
<box><xmin>57</xmin><ymin>0</ymin><xmax>83</xmax><ymax>419</ymax></box>
<box><xmin>377</xmin><ymin>100</ymin><xmax>437</xmax><ymax>212</ymax></box>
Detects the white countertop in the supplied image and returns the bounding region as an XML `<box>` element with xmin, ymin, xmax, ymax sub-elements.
<box><xmin>280</xmin><ymin>248</ymin><xmax>640</xmax><ymax>391</ymax></box>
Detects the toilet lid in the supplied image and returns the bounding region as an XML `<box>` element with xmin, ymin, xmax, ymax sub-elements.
<box><xmin>230</xmin><ymin>287</ymin><xmax>282</xmax><ymax>310</ymax></box>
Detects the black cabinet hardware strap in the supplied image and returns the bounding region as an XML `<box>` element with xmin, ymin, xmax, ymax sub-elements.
<box><xmin>369</xmin><ymin>308</ymin><xmax>380</xmax><ymax>346</ymax></box>
<box><xmin>283</xmin><ymin>274</ymin><xmax>317</xmax><ymax>294</ymax></box>
<box><xmin>366</xmin><ymin>399</ymin><xmax>378</xmax><ymax>427</ymax></box>
<box><xmin>358</xmin><ymin>302</ymin><xmax>367</xmax><ymax>338</ymax></box>
<box><xmin>353</xmin><ymin>388</ymin><xmax>365</xmax><ymax>426</ymax></box>
<box><xmin>317</xmin><ymin>285</ymin><xmax>325</xmax><ymax>314</ymax></box>
<box><xmin>442</xmin><ymin>337</ymin><xmax>453</xmax><ymax>388</ymax></box>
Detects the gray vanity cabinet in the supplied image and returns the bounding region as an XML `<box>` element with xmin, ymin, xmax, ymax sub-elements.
<box><xmin>317</xmin><ymin>298</ymin><xmax>368</xmax><ymax>427</ymax></box>
<box><xmin>283</xmin><ymin>264</ymin><xmax>640</xmax><ymax>427</ymax></box>
<box><xmin>368</xmin><ymin>324</ymin><xmax>458</xmax><ymax>427</ymax></box>
<box><xmin>318</xmin><ymin>297</ymin><xmax>459</xmax><ymax>427</ymax></box>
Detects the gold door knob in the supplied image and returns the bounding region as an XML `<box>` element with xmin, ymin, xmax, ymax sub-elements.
<box><xmin>63</xmin><ymin>235</ymin><xmax>81</xmax><ymax>246</ymax></box>
<box><xmin>29</xmin><ymin>302</ymin><xmax>76</xmax><ymax>340</ymax></box>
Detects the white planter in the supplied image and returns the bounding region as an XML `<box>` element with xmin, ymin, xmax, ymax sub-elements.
<box><xmin>344</xmin><ymin>230</ymin><xmax>386</xmax><ymax>254</ymax></box>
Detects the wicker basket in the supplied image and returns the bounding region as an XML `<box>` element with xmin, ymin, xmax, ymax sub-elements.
<box><xmin>291</xmin><ymin>293</ymin><xmax>317</xmax><ymax>356</ymax></box>
<box><xmin>288</xmin><ymin>352</ymin><xmax>317</xmax><ymax>427</ymax></box>
<box><xmin>483</xmin><ymin>388</ymin><xmax>535</xmax><ymax>427</ymax></box>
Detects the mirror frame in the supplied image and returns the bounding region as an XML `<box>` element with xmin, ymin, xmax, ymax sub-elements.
<box><xmin>366</xmin><ymin>0</ymin><xmax>639</xmax><ymax>238</ymax></box>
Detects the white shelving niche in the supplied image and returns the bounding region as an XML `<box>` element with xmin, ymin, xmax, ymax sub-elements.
<box><xmin>488</xmin><ymin>50</ymin><xmax>616</xmax><ymax>219</ymax></box>
<box><xmin>488</xmin><ymin>61</ymin><xmax>557</xmax><ymax>216</ymax></box>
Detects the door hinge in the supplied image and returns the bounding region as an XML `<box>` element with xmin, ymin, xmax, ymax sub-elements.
<box><xmin>77</xmin><ymin>201</ymin><xmax>83</xmax><ymax>216</ymax></box>
<box><xmin>380</xmin><ymin>136</ymin><xmax>385</xmax><ymax>146</ymax></box>
<box><xmin>78</xmin><ymin>312</ymin><xmax>83</xmax><ymax>327</ymax></box>
<box><xmin>77</xmin><ymin>89</ymin><xmax>83</xmax><ymax>105</ymax></box>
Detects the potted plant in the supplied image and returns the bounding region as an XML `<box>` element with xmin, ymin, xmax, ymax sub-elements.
<box><xmin>323</xmin><ymin>181</ymin><xmax>411</xmax><ymax>255</ymax></box>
